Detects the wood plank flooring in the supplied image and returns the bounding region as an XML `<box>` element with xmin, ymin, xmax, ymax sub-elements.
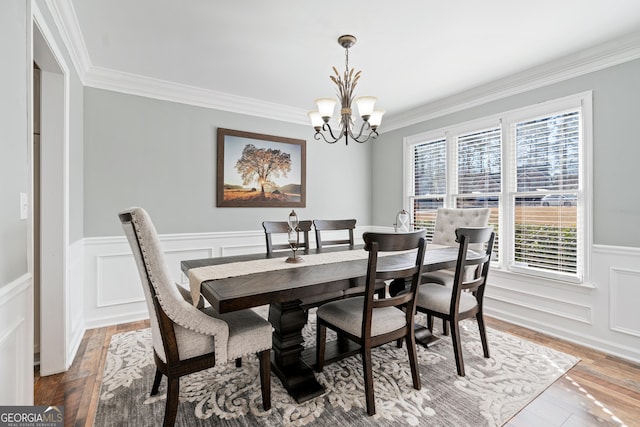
<box><xmin>34</xmin><ymin>317</ymin><xmax>640</xmax><ymax>426</ymax></box>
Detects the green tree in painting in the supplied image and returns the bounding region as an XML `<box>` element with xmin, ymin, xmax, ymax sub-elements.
<box><xmin>235</xmin><ymin>144</ymin><xmax>291</xmax><ymax>198</ymax></box>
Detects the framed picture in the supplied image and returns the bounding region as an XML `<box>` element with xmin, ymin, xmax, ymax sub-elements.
<box><xmin>217</xmin><ymin>128</ymin><xmax>306</xmax><ymax>207</ymax></box>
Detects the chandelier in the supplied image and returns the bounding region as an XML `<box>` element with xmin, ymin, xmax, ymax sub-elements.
<box><xmin>308</xmin><ymin>35</ymin><xmax>385</xmax><ymax>145</ymax></box>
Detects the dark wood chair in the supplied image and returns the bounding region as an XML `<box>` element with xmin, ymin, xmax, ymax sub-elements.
<box><xmin>313</xmin><ymin>219</ymin><xmax>386</xmax><ymax>298</ymax></box>
<box><xmin>262</xmin><ymin>220</ymin><xmax>343</xmax><ymax>307</ymax></box>
<box><xmin>315</xmin><ymin>230</ymin><xmax>427</xmax><ymax>415</ymax></box>
<box><xmin>416</xmin><ymin>226</ymin><xmax>495</xmax><ymax>377</ymax></box>
<box><xmin>313</xmin><ymin>218</ymin><xmax>356</xmax><ymax>248</ymax></box>
<box><xmin>262</xmin><ymin>220</ymin><xmax>312</xmax><ymax>253</ymax></box>
<box><xmin>120</xmin><ymin>207</ymin><xmax>272</xmax><ymax>426</ymax></box>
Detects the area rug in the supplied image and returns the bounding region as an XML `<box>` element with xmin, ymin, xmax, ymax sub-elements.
<box><xmin>94</xmin><ymin>312</ymin><xmax>578</xmax><ymax>426</ymax></box>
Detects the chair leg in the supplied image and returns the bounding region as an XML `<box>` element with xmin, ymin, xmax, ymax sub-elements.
<box><xmin>426</xmin><ymin>314</ymin><xmax>433</xmax><ymax>331</ymax></box>
<box><xmin>258</xmin><ymin>349</ymin><xmax>271</xmax><ymax>411</ymax></box>
<box><xmin>405</xmin><ymin>334</ymin><xmax>421</xmax><ymax>390</ymax></box>
<box><xmin>235</xmin><ymin>357</ymin><xmax>242</xmax><ymax>368</ymax></box>
<box><xmin>151</xmin><ymin>368</ymin><xmax>163</xmax><ymax>396</ymax></box>
<box><xmin>450</xmin><ymin>321</ymin><xmax>465</xmax><ymax>377</ymax></box>
<box><xmin>362</xmin><ymin>347</ymin><xmax>376</xmax><ymax>416</ymax></box>
<box><xmin>163</xmin><ymin>377</ymin><xmax>179</xmax><ymax>427</ymax></box>
<box><xmin>477</xmin><ymin>313</ymin><xmax>490</xmax><ymax>358</ymax></box>
<box><xmin>442</xmin><ymin>319</ymin><xmax>449</xmax><ymax>336</ymax></box>
<box><xmin>315</xmin><ymin>322</ymin><xmax>327</xmax><ymax>372</ymax></box>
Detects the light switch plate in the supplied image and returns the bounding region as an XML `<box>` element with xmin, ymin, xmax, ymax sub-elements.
<box><xmin>20</xmin><ymin>192</ymin><xmax>28</xmax><ymax>220</ymax></box>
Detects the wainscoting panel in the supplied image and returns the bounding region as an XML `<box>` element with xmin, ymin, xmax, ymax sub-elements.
<box><xmin>96</xmin><ymin>252</ymin><xmax>146</xmax><ymax>308</ymax></box>
<box><xmin>0</xmin><ymin>274</ymin><xmax>33</xmax><ymax>404</ymax></box>
<box><xmin>83</xmin><ymin>231</ymin><xmax>265</xmax><ymax>329</ymax></box>
<box><xmin>609</xmin><ymin>267</ymin><xmax>640</xmax><ymax>338</ymax></box>
<box><xmin>82</xmin><ymin>232</ymin><xmax>640</xmax><ymax>363</ymax></box>
<box><xmin>485</xmin><ymin>244</ymin><xmax>640</xmax><ymax>363</ymax></box>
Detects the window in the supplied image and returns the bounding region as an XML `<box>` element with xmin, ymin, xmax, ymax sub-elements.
<box><xmin>404</xmin><ymin>93</ymin><xmax>591</xmax><ymax>283</ymax></box>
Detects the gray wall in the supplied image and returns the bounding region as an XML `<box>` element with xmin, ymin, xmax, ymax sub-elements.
<box><xmin>0</xmin><ymin>1</ymin><xmax>29</xmax><ymax>286</ymax></box>
<box><xmin>372</xmin><ymin>59</ymin><xmax>640</xmax><ymax>248</ymax></box>
<box><xmin>83</xmin><ymin>88</ymin><xmax>372</xmax><ymax>236</ymax></box>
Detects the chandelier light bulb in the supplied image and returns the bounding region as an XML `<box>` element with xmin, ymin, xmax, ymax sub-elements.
<box><xmin>355</xmin><ymin>96</ymin><xmax>377</xmax><ymax>119</ymax></box>
<box><xmin>369</xmin><ymin>109</ymin><xmax>386</xmax><ymax>128</ymax></box>
<box><xmin>315</xmin><ymin>98</ymin><xmax>337</xmax><ymax>119</ymax></box>
<box><xmin>308</xmin><ymin>111</ymin><xmax>323</xmax><ymax>128</ymax></box>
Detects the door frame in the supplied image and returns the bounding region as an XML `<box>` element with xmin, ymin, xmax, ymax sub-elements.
<box><xmin>31</xmin><ymin>3</ymin><xmax>71</xmax><ymax>376</ymax></box>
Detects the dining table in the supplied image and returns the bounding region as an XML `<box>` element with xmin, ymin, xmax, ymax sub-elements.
<box><xmin>181</xmin><ymin>243</ymin><xmax>469</xmax><ymax>403</ymax></box>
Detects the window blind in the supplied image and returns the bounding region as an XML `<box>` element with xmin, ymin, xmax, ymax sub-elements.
<box><xmin>411</xmin><ymin>138</ymin><xmax>446</xmax><ymax>239</ymax></box>
<box><xmin>513</xmin><ymin>110</ymin><xmax>581</xmax><ymax>276</ymax></box>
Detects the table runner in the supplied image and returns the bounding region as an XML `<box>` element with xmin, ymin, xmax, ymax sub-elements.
<box><xmin>187</xmin><ymin>244</ymin><xmax>449</xmax><ymax>306</ymax></box>
<box><xmin>188</xmin><ymin>249</ymin><xmax>375</xmax><ymax>306</ymax></box>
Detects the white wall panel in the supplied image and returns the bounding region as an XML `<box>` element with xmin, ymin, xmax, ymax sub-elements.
<box><xmin>83</xmin><ymin>231</ymin><xmax>264</xmax><ymax>328</ymax></box>
<box><xmin>609</xmin><ymin>267</ymin><xmax>640</xmax><ymax>337</ymax></box>
<box><xmin>0</xmin><ymin>275</ymin><xmax>33</xmax><ymax>405</ymax></box>
<box><xmin>485</xmin><ymin>244</ymin><xmax>640</xmax><ymax>363</ymax></box>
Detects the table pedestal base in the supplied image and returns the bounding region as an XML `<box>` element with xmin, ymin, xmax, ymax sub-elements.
<box><xmin>268</xmin><ymin>301</ymin><xmax>324</xmax><ymax>403</ymax></box>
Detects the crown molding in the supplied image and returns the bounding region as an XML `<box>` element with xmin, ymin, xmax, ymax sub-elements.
<box><xmin>83</xmin><ymin>66</ymin><xmax>309</xmax><ymax>125</ymax></box>
<box><xmin>44</xmin><ymin>0</ymin><xmax>92</xmax><ymax>80</ymax></box>
<box><xmin>382</xmin><ymin>30</ymin><xmax>640</xmax><ymax>132</ymax></box>
<box><xmin>47</xmin><ymin>0</ymin><xmax>640</xmax><ymax>129</ymax></box>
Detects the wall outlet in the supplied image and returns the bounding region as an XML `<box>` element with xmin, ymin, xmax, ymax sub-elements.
<box><xmin>20</xmin><ymin>192</ymin><xmax>28</xmax><ymax>220</ymax></box>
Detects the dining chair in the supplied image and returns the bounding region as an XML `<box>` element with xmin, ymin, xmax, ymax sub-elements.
<box><xmin>262</xmin><ymin>220</ymin><xmax>312</xmax><ymax>253</ymax></box>
<box><xmin>313</xmin><ymin>218</ymin><xmax>386</xmax><ymax>298</ymax></box>
<box><xmin>315</xmin><ymin>230</ymin><xmax>427</xmax><ymax>416</ymax></box>
<box><xmin>416</xmin><ymin>226</ymin><xmax>495</xmax><ymax>377</ymax></box>
<box><xmin>423</xmin><ymin>208</ymin><xmax>491</xmax><ymax>334</ymax></box>
<box><xmin>120</xmin><ymin>207</ymin><xmax>272</xmax><ymax>426</ymax></box>
<box><xmin>313</xmin><ymin>218</ymin><xmax>356</xmax><ymax>248</ymax></box>
<box><xmin>262</xmin><ymin>220</ymin><xmax>343</xmax><ymax>307</ymax></box>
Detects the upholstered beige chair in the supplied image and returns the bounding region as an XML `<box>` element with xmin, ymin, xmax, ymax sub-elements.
<box><xmin>417</xmin><ymin>226</ymin><xmax>495</xmax><ymax>377</ymax></box>
<box><xmin>120</xmin><ymin>207</ymin><xmax>272</xmax><ymax>426</ymax></box>
<box><xmin>315</xmin><ymin>230</ymin><xmax>427</xmax><ymax>416</ymax></box>
<box><xmin>423</xmin><ymin>208</ymin><xmax>491</xmax><ymax>334</ymax></box>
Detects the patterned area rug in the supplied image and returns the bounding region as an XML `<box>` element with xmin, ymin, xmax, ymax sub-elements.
<box><xmin>94</xmin><ymin>312</ymin><xmax>578</xmax><ymax>426</ymax></box>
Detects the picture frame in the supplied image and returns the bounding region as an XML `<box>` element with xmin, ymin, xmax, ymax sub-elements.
<box><xmin>216</xmin><ymin>128</ymin><xmax>306</xmax><ymax>207</ymax></box>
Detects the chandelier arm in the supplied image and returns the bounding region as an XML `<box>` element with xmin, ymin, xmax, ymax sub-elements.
<box><xmin>322</xmin><ymin>122</ymin><xmax>342</xmax><ymax>141</ymax></box>
<box><xmin>314</xmin><ymin>131</ymin><xmax>339</xmax><ymax>144</ymax></box>
<box><xmin>346</xmin><ymin>122</ymin><xmax>380</xmax><ymax>144</ymax></box>
<box><xmin>349</xmin><ymin>120</ymin><xmax>371</xmax><ymax>141</ymax></box>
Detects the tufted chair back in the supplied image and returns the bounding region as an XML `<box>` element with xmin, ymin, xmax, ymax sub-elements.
<box><xmin>432</xmin><ymin>208</ymin><xmax>491</xmax><ymax>247</ymax></box>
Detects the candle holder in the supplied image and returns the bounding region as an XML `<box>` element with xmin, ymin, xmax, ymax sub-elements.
<box><xmin>286</xmin><ymin>210</ymin><xmax>304</xmax><ymax>263</ymax></box>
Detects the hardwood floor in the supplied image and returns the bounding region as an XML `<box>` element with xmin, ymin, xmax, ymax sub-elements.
<box><xmin>34</xmin><ymin>317</ymin><xmax>640</xmax><ymax>426</ymax></box>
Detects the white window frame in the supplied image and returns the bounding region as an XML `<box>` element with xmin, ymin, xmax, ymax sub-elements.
<box><xmin>403</xmin><ymin>92</ymin><xmax>593</xmax><ymax>285</ymax></box>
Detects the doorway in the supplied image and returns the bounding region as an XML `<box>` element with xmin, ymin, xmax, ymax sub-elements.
<box><xmin>32</xmin><ymin>12</ymin><xmax>69</xmax><ymax>376</ymax></box>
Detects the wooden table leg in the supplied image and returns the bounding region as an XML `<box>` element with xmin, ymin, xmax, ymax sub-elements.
<box><xmin>268</xmin><ymin>300</ymin><xmax>325</xmax><ymax>403</ymax></box>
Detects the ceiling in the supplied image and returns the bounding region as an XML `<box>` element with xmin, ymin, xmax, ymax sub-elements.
<box><xmin>69</xmin><ymin>0</ymin><xmax>640</xmax><ymax>125</ymax></box>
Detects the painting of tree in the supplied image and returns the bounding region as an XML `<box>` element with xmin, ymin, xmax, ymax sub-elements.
<box><xmin>235</xmin><ymin>144</ymin><xmax>291</xmax><ymax>198</ymax></box>
<box><xmin>217</xmin><ymin>128</ymin><xmax>306</xmax><ymax>207</ymax></box>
